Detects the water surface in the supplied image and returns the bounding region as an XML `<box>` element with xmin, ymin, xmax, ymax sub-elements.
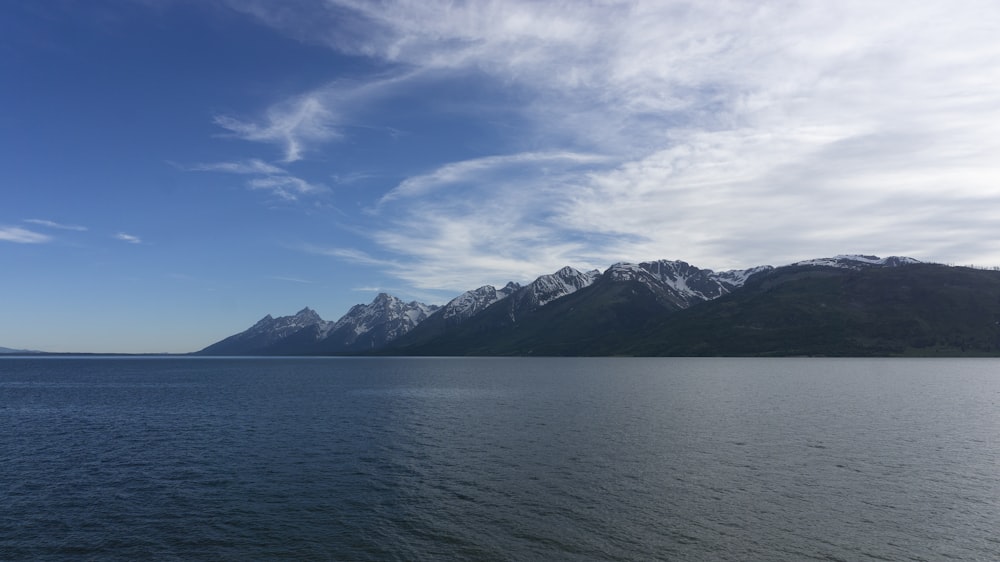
<box><xmin>2</xmin><ymin>357</ymin><xmax>998</xmax><ymax>560</ymax></box>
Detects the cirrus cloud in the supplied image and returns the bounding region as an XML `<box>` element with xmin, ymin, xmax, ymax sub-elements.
<box><xmin>232</xmin><ymin>0</ymin><xmax>1000</xmax><ymax>286</ymax></box>
<box><xmin>24</xmin><ymin>219</ymin><xmax>88</xmax><ymax>231</ymax></box>
<box><xmin>0</xmin><ymin>226</ymin><xmax>51</xmax><ymax>244</ymax></box>
<box><xmin>114</xmin><ymin>232</ymin><xmax>142</xmax><ymax>244</ymax></box>
<box><xmin>186</xmin><ymin>159</ymin><xmax>327</xmax><ymax>201</ymax></box>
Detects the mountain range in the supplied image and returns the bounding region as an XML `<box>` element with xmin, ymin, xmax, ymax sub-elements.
<box><xmin>0</xmin><ymin>346</ymin><xmax>36</xmax><ymax>354</ymax></box>
<box><xmin>197</xmin><ymin>254</ymin><xmax>1000</xmax><ymax>356</ymax></box>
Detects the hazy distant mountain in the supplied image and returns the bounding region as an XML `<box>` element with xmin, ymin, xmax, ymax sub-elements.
<box><xmin>0</xmin><ymin>346</ymin><xmax>34</xmax><ymax>354</ymax></box>
<box><xmin>199</xmin><ymin>254</ymin><xmax>1000</xmax><ymax>357</ymax></box>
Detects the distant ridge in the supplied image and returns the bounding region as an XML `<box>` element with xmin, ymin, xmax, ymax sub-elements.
<box><xmin>197</xmin><ymin>255</ymin><xmax>1000</xmax><ymax>356</ymax></box>
<box><xmin>198</xmin><ymin>296</ymin><xmax>439</xmax><ymax>356</ymax></box>
<box><xmin>191</xmin><ymin>254</ymin><xmax>1000</xmax><ymax>357</ymax></box>
<box><xmin>0</xmin><ymin>346</ymin><xmax>36</xmax><ymax>354</ymax></box>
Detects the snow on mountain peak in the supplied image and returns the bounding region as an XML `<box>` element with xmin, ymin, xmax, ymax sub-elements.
<box><xmin>527</xmin><ymin>266</ymin><xmax>600</xmax><ymax>307</ymax></box>
<box><xmin>326</xmin><ymin>293</ymin><xmax>439</xmax><ymax>342</ymax></box>
<box><xmin>252</xmin><ymin>314</ymin><xmax>275</xmax><ymax>327</ymax></box>
<box><xmin>441</xmin><ymin>282</ymin><xmax>523</xmax><ymax>321</ymax></box>
<box><xmin>604</xmin><ymin>259</ymin><xmax>773</xmax><ymax>306</ymax></box>
<box><xmin>293</xmin><ymin>307</ymin><xmax>322</xmax><ymax>322</ymax></box>
<box><xmin>792</xmin><ymin>255</ymin><xmax>921</xmax><ymax>269</ymax></box>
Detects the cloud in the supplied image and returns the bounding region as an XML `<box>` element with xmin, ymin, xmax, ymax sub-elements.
<box><xmin>269</xmin><ymin>276</ymin><xmax>315</xmax><ymax>284</ymax></box>
<box><xmin>24</xmin><ymin>219</ymin><xmax>88</xmax><ymax>231</ymax></box>
<box><xmin>0</xmin><ymin>226</ymin><xmax>51</xmax><ymax>244</ymax></box>
<box><xmin>187</xmin><ymin>159</ymin><xmax>286</xmax><ymax>175</ymax></box>
<box><xmin>114</xmin><ymin>232</ymin><xmax>142</xmax><ymax>244</ymax></box>
<box><xmin>214</xmin><ymin>95</ymin><xmax>339</xmax><ymax>163</ymax></box>
<box><xmin>247</xmin><ymin>175</ymin><xmax>324</xmax><ymax>200</ymax></box>
<box><xmin>187</xmin><ymin>159</ymin><xmax>327</xmax><ymax>200</ymax></box>
<box><xmin>378</xmin><ymin>151</ymin><xmax>608</xmax><ymax>204</ymax></box>
<box><xmin>240</xmin><ymin>1</ymin><xmax>1000</xmax><ymax>283</ymax></box>
<box><xmin>351</xmin><ymin>286</ymin><xmax>383</xmax><ymax>292</ymax></box>
<box><xmin>208</xmin><ymin>69</ymin><xmax>422</xmax><ymax>169</ymax></box>
<box><xmin>302</xmin><ymin>245</ymin><xmax>397</xmax><ymax>268</ymax></box>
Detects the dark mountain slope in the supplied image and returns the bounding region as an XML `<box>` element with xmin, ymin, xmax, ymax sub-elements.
<box><xmin>624</xmin><ymin>263</ymin><xmax>1000</xmax><ymax>356</ymax></box>
<box><xmin>388</xmin><ymin>266</ymin><xmax>598</xmax><ymax>353</ymax></box>
<box><xmin>389</xmin><ymin>275</ymin><xmax>677</xmax><ymax>355</ymax></box>
<box><xmin>388</xmin><ymin>259</ymin><xmax>763</xmax><ymax>356</ymax></box>
<box><xmin>198</xmin><ymin>307</ymin><xmax>326</xmax><ymax>356</ymax></box>
<box><xmin>197</xmin><ymin>296</ymin><xmax>438</xmax><ymax>356</ymax></box>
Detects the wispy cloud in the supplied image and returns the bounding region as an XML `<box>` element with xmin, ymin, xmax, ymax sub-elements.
<box><xmin>247</xmin><ymin>175</ymin><xmax>324</xmax><ymax>200</ymax></box>
<box><xmin>24</xmin><ymin>219</ymin><xmax>88</xmax><ymax>231</ymax></box>
<box><xmin>114</xmin><ymin>232</ymin><xmax>142</xmax><ymax>244</ymax></box>
<box><xmin>187</xmin><ymin>159</ymin><xmax>327</xmax><ymax>200</ymax></box>
<box><xmin>378</xmin><ymin>151</ymin><xmax>608</xmax><ymax>204</ymax></box>
<box><xmin>187</xmin><ymin>159</ymin><xmax>286</xmax><ymax>175</ymax></box>
<box><xmin>214</xmin><ymin>95</ymin><xmax>339</xmax><ymax>163</ymax></box>
<box><xmin>352</xmin><ymin>286</ymin><xmax>383</xmax><ymax>292</ymax></box>
<box><xmin>332</xmin><ymin>171</ymin><xmax>378</xmax><ymax>185</ymax></box>
<box><xmin>239</xmin><ymin>0</ymin><xmax>1000</xmax><ymax>283</ymax></box>
<box><xmin>302</xmin><ymin>245</ymin><xmax>397</xmax><ymax>268</ymax></box>
<box><xmin>208</xmin><ymin>68</ymin><xmax>423</xmax><ymax>170</ymax></box>
<box><xmin>269</xmin><ymin>276</ymin><xmax>315</xmax><ymax>284</ymax></box>
<box><xmin>0</xmin><ymin>226</ymin><xmax>51</xmax><ymax>244</ymax></box>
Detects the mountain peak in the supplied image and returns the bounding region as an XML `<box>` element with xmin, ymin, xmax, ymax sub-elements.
<box><xmin>371</xmin><ymin>293</ymin><xmax>400</xmax><ymax>305</ymax></box>
<box><xmin>792</xmin><ymin>255</ymin><xmax>921</xmax><ymax>269</ymax></box>
<box><xmin>525</xmin><ymin>266</ymin><xmax>601</xmax><ymax>308</ymax></box>
<box><xmin>440</xmin><ymin>282</ymin><xmax>523</xmax><ymax>322</ymax></box>
<box><xmin>602</xmin><ymin>259</ymin><xmax>771</xmax><ymax>306</ymax></box>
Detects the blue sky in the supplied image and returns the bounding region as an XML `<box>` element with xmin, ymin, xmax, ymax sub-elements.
<box><xmin>3</xmin><ymin>0</ymin><xmax>1000</xmax><ymax>353</ymax></box>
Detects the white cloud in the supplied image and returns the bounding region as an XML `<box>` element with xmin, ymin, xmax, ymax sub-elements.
<box><xmin>351</xmin><ymin>286</ymin><xmax>383</xmax><ymax>292</ymax></box>
<box><xmin>187</xmin><ymin>159</ymin><xmax>286</xmax><ymax>175</ymax></box>
<box><xmin>239</xmin><ymin>0</ymin><xmax>1000</xmax><ymax>283</ymax></box>
<box><xmin>0</xmin><ymin>226</ymin><xmax>51</xmax><ymax>244</ymax></box>
<box><xmin>23</xmin><ymin>219</ymin><xmax>88</xmax><ymax>231</ymax></box>
<box><xmin>114</xmin><ymin>232</ymin><xmax>142</xmax><ymax>244</ymax></box>
<box><xmin>302</xmin><ymin>245</ymin><xmax>397</xmax><ymax>268</ymax></box>
<box><xmin>214</xmin><ymin>95</ymin><xmax>339</xmax><ymax>163</ymax></box>
<box><xmin>188</xmin><ymin>159</ymin><xmax>327</xmax><ymax>201</ymax></box>
<box><xmin>209</xmin><ymin>69</ymin><xmax>422</xmax><ymax>169</ymax></box>
<box><xmin>379</xmin><ymin>151</ymin><xmax>607</xmax><ymax>204</ymax></box>
<box><xmin>247</xmin><ymin>175</ymin><xmax>325</xmax><ymax>200</ymax></box>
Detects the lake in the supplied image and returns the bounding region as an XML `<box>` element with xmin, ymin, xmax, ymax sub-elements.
<box><xmin>1</xmin><ymin>357</ymin><xmax>998</xmax><ymax>560</ymax></box>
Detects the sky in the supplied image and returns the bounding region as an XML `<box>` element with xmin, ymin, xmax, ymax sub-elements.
<box><xmin>3</xmin><ymin>0</ymin><xmax>1000</xmax><ymax>353</ymax></box>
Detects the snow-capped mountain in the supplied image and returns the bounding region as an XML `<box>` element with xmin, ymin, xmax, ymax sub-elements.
<box><xmin>791</xmin><ymin>255</ymin><xmax>921</xmax><ymax>269</ymax></box>
<box><xmin>386</xmin><ymin>282</ymin><xmax>527</xmax><ymax>347</ymax></box>
<box><xmin>502</xmin><ymin>266</ymin><xmax>602</xmax><ymax>323</ymax></box>
<box><xmin>528</xmin><ymin>266</ymin><xmax>603</xmax><ymax>307</ymax></box>
<box><xmin>198</xmin><ymin>307</ymin><xmax>330</xmax><ymax>355</ymax></box>
<box><xmin>198</xmin><ymin>296</ymin><xmax>438</xmax><ymax>355</ymax></box>
<box><xmin>440</xmin><ymin>282</ymin><xmax>522</xmax><ymax>323</ymax></box>
<box><xmin>604</xmin><ymin>260</ymin><xmax>773</xmax><ymax>308</ymax></box>
<box><xmin>263</xmin><ymin>307</ymin><xmax>327</xmax><ymax>336</ymax></box>
<box><xmin>320</xmin><ymin>293</ymin><xmax>439</xmax><ymax>351</ymax></box>
<box><xmin>198</xmin><ymin>254</ymin><xmax>927</xmax><ymax>356</ymax></box>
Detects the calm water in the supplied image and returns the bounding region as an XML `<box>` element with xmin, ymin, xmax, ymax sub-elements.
<box><xmin>1</xmin><ymin>357</ymin><xmax>998</xmax><ymax>561</ymax></box>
